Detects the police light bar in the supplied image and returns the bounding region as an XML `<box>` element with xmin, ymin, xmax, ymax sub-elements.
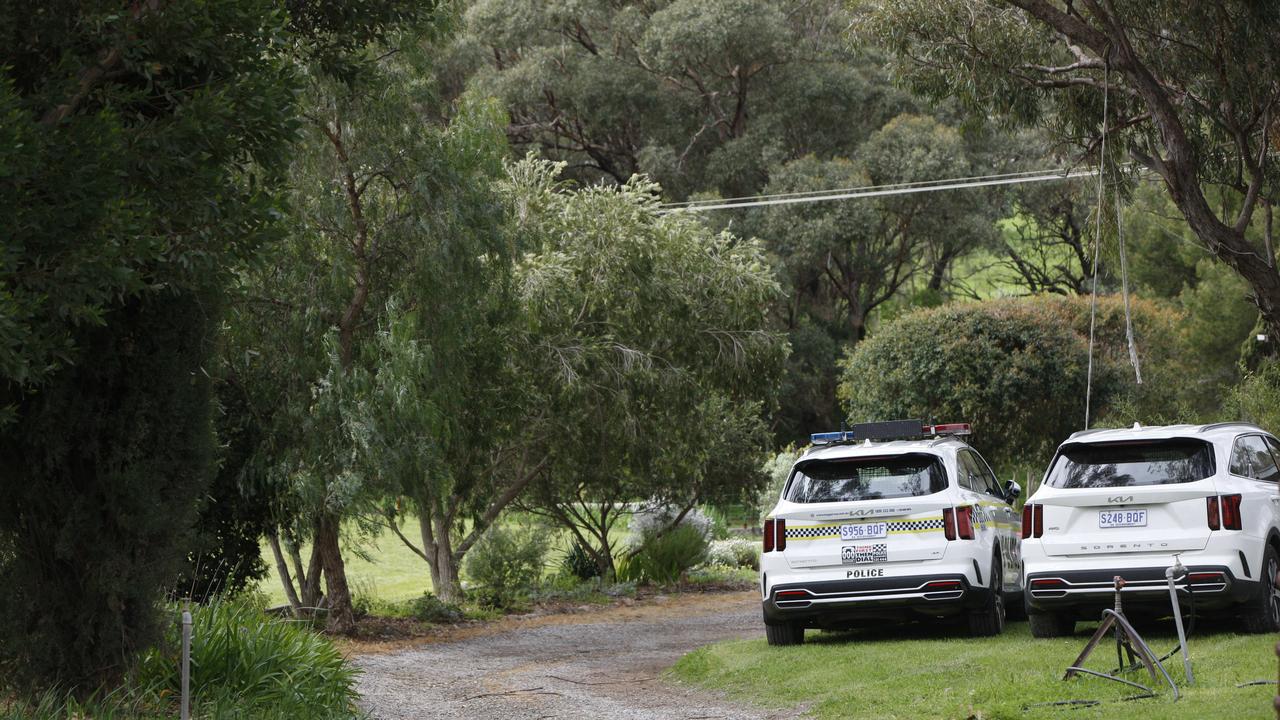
<box><xmin>923</xmin><ymin>422</ymin><xmax>971</xmax><ymax>437</ymax></box>
<box><xmin>810</xmin><ymin>420</ymin><xmax>971</xmax><ymax>445</ymax></box>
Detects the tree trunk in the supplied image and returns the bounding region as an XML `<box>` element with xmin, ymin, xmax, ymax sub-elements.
<box><xmin>267</xmin><ymin>532</ymin><xmax>302</xmax><ymax>613</ymax></box>
<box><xmin>314</xmin><ymin>513</ymin><xmax>356</xmax><ymax>634</ymax></box>
<box><xmin>420</xmin><ymin>513</ymin><xmax>463</xmax><ymax>602</ymax></box>
<box><xmin>299</xmin><ymin>540</ymin><xmax>324</xmax><ymax>608</ymax></box>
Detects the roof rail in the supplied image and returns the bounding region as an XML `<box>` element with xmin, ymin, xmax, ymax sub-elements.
<box><xmin>1197</xmin><ymin>421</ymin><xmax>1265</xmax><ymax>433</ymax></box>
<box><xmin>1066</xmin><ymin>428</ymin><xmax>1109</xmax><ymax>440</ymax></box>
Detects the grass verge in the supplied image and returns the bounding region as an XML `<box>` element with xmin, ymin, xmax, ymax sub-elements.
<box><xmin>671</xmin><ymin>618</ymin><xmax>1276</xmax><ymax>720</ymax></box>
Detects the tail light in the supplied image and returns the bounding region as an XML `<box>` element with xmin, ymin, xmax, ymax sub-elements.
<box><xmin>924</xmin><ymin>580</ymin><xmax>962</xmax><ymax>590</ymax></box>
<box><xmin>945</xmin><ymin>506</ymin><xmax>975</xmax><ymax>540</ymax></box>
<box><xmin>763</xmin><ymin>519</ymin><xmax>775</xmax><ymax>553</ymax></box>
<box><xmin>1221</xmin><ymin>494</ymin><xmax>1242</xmax><ymax>530</ymax></box>
<box><xmin>956</xmin><ymin>506</ymin><xmax>975</xmax><ymax>540</ymax></box>
<box><xmin>1030</xmin><ymin>578</ymin><xmax>1066</xmax><ymax>589</ymax></box>
<box><xmin>776</xmin><ymin>519</ymin><xmax>786</xmax><ymax>551</ymax></box>
<box><xmin>1033</xmin><ymin>504</ymin><xmax>1044</xmax><ymax>538</ymax></box>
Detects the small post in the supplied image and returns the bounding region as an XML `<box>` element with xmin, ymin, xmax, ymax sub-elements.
<box><xmin>181</xmin><ymin>606</ymin><xmax>192</xmax><ymax>720</ymax></box>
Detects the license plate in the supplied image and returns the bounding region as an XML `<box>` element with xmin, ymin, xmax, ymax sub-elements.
<box><xmin>1098</xmin><ymin>509</ymin><xmax>1147</xmax><ymax>528</ymax></box>
<box><xmin>843</xmin><ymin>544</ymin><xmax>888</xmax><ymax>565</ymax></box>
<box><xmin>840</xmin><ymin>522</ymin><xmax>888</xmax><ymax>541</ymax></box>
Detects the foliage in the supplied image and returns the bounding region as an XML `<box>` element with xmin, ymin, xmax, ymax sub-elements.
<box><xmin>618</xmin><ymin>524</ymin><xmax>710</xmax><ymax>585</ymax></box>
<box><xmin>457</xmin><ymin>0</ymin><xmax>911</xmax><ymax>196</ymax></box>
<box><xmin>757</xmin><ymin>448</ymin><xmax>802</xmax><ymax>521</ymax></box>
<box><xmin>0</xmin><ymin>0</ymin><xmax>301</xmax><ymax>691</ymax></box>
<box><xmin>560</xmin><ymin>542</ymin><xmax>602</xmax><ymax>582</ymax></box>
<box><xmin>1232</xmin><ymin>362</ymin><xmax>1280</xmax><ymax>437</ymax></box>
<box><xmin>840</xmin><ymin>298</ymin><xmax>1090</xmax><ymax>468</ymax></box>
<box><xmin>856</xmin><ymin>0</ymin><xmax>1280</xmax><ymax>343</ymax></box>
<box><xmin>507</xmin><ymin>158</ymin><xmax>787</xmax><ymax>578</ymax></box>
<box><xmin>137</xmin><ymin>600</ymin><xmax>360</xmax><ymax>719</ymax></box>
<box><xmin>705</xmin><ymin>538</ymin><xmax>761</xmax><ymax>571</ymax></box>
<box><xmin>463</xmin><ymin>523</ymin><xmax>550</xmax><ymax>609</ymax></box>
<box><xmin>629</xmin><ymin>504</ymin><xmax>714</xmax><ymax>544</ymax></box>
<box><xmin>410</xmin><ymin>593</ymin><xmax>466</xmax><ymax>624</ymax></box>
<box><xmin>840</xmin><ymin>295</ymin><xmax>1213</xmax><ymax>468</ymax></box>
<box><xmin>174</xmin><ymin>385</ymin><xmax>277</xmax><ymax>603</ymax></box>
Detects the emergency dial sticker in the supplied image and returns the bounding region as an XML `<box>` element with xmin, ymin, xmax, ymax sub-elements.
<box><xmin>842</xmin><ymin>544</ymin><xmax>888</xmax><ymax>564</ymax></box>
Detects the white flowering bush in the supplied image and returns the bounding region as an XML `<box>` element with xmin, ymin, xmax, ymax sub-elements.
<box><xmin>706</xmin><ymin>538</ymin><xmax>760</xmax><ymax>570</ymax></box>
<box><xmin>627</xmin><ymin>502</ymin><xmax>713</xmax><ymax>548</ymax></box>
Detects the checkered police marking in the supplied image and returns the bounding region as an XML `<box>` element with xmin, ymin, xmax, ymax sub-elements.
<box><xmin>785</xmin><ymin>517</ymin><xmax>944</xmax><ymax>540</ymax></box>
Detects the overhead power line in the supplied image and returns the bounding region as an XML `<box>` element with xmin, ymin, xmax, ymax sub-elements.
<box><xmin>657</xmin><ymin>167</ymin><xmax>1098</xmax><ymax>214</ymax></box>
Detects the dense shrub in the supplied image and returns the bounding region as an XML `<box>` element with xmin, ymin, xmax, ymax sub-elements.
<box><xmin>840</xmin><ymin>298</ymin><xmax>1089</xmax><ymax>467</ymax></box>
<box><xmin>560</xmin><ymin>541</ymin><xmax>601</xmax><ymax>581</ymax></box>
<box><xmin>839</xmin><ymin>295</ymin><xmax>1198</xmax><ymax>469</ymax></box>
<box><xmin>620</xmin><ymin>523</ymin><xmax>710</xmax><ymax>584</ymax></box>
<box><xmin>137</xmin><ymin>600</ymin><xmax>360</xmax><ymax>719</ymax></box>
<box><xmin>706</xmin><ymin>538</ymin><xmax>761</xmax><ymax>570</ymax></box>
<box><xmin>629</xmin><ymin>503</ymin><xmax>713</xmax><ymax>540</ymax></box>
<box><xmin>410</xmin><ymin>593</ymin><xmax>465</xmax><ymax>624</ymax></box>
<box><xmin>463</xmin><ymin>524</ymin><xmax>549</xmax><ymax>609</ymax></box>
<box><xmin>0</xmin><ymin>294</ymin><xmax>218</xmax><ymax>692</ymax></box>
<box><xmin>1231</xmin><ymin>361</ymin><xmax>1280</xmax><ymax>435</ymax></box>
<box><xmin>757</xmin><ymin>448</ymin><xmax>800</xmax><ymax>520</ymax></box>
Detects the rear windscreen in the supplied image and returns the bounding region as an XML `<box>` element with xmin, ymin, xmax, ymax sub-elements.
<box><xmin>1044</xmin><ymin>439</ymin><xmax>1215</xmax><ymax>488</ymax></box>
<box><xmin>784</xmin><ymin>454</ymin><xmax>947</xmax><ymax>503</ymax></box>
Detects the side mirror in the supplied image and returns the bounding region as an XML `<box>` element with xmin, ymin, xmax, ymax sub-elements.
<box><xmin>1004</xmin><ymin>480</ymin><xmax>1022</xmax><ymax>504</ymax></box>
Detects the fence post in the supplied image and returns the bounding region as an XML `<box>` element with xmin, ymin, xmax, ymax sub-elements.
<box><xmin>181</xmin><ymin>607</ymin><xmax>192</xmax><ymax>720</ymax></box>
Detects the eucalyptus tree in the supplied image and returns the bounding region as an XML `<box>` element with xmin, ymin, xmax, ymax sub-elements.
<box><xmin>503</xmin><ymin>159</ymin><xmax>789</xmax><ymax>577</ymax></box>
<box><xmin>857</xmin><ymin>0</ymin><xmax>1280</xmax><ymax>343</ymax></box>
<box><xmin>226</xmin><ymin>35</ymin><xmax>511</xmax><ymax>628</ymax></box>
<box><xmin>455</xmin><ymin>0</ymin><xmax>911</xmax><ymax>197</ymax></box>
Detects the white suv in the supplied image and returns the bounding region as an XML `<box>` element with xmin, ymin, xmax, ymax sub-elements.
<box><xmin>759</xmin><ymin>421</ymin><xmax>1023</xmax><ymax>645</ymax></box>
<box><xmin>1022</xmin><ymin>422</ymin><xmax>1280</xmax><ymax>637</ymax></box>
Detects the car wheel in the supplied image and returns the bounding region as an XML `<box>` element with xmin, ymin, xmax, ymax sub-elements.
<box><xmin>765</xmin><ymin>621</ymin><xmax>804</xmax><ymax>646</ymax></box>
<box><xmin>1027</xmin><ymin>605</ymin><xmax>1073</xmax><ymax>638</ymax></box>
<box><xmin>1242</xmin><ymin>544</ymin><xmax>1280</xmax><ymax>634</ymax></box>
<box><xmin>968</xmin><ymin>556</ymin><xmax>1006</xmax><ymax>637</ymax></box>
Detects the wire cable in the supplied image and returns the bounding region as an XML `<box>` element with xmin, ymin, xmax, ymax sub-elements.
<box><xmin>657</xmin><ymin>168</ymin><xmax>1097</xmax><ymax>214</ymax></box>
<box><xmin>659</xmin><ymin>167</ymin><xmax>1086</xmax><ymax>209</ymax></box>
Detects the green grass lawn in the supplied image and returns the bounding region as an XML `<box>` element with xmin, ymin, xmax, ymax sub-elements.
<box><xmin>672</xmin><ymin>618</ymin><xmax>1277</xmax><ymax>720</ymax></box>
<box><xmin>255</xmin><ymin>513</ymin><xmax>638</xmax><ymax>607</ymax></box>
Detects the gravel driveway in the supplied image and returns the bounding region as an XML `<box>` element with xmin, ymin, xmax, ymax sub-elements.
<box><xmin>355</xmin><ymin>591</ymin><xmax>781</xmax><ymax>720</ymax></box>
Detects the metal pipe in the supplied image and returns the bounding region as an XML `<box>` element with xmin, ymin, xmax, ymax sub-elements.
<box><xmin>181</xmin><ymin>608</ymin><xmax>192</xmax><ymax>720</ymax></box>
<box><xmin>1166</xmin><ymin>556</ymin><xmax>1194</xmax><ymax>685</ymax></box>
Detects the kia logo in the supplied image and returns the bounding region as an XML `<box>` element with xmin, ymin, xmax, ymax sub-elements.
<box><xmin>1107</xmin><ymin>496</ymin><xmax>1134</xmax><ymax>503</ymax></box>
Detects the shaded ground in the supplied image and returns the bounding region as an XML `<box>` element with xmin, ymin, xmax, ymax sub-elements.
<box><xmin>355</xmin><ymin>590</ymin><xmax>786</xmax><ymax>720</ymax></box>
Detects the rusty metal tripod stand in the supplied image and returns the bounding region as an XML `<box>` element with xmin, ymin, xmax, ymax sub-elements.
<box><xmin>1063</xmin><ymin>576</ymin><xmax>1180</xmax><ymax>700</ymax></box>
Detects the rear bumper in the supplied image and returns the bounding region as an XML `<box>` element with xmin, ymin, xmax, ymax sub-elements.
<box><xmin>762</xmin><ymin>573</ymin><xmax>993</xmax><ymax>628</ymax></box>
<box><xmin>1025</xmin><ymin>565</ymin><xmax>1259</xmax><ymax>614</ymax></box>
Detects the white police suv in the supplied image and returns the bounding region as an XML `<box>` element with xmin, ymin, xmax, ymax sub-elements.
<box><xmin>759</xmin><ymin>420</ymin><xmax>1023</xmax><ymax>645</ymax></box>
<box><xmin>1022</xmin><ymin>422</ymin><xmax>1280</xmax><ymax>637</ymax></box>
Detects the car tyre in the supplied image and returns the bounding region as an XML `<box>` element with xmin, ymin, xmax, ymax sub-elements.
<box><xmin>968</xmin><ymin>556</ymin><xmax>1006</xmax><ymax>637</ymax></box>
<box><xmin>765</xmin><ymin>621</ymin><xmax>804</xmax><ymax>646</ymax></box>
<box><xmin>1027</xmin><ymin>603</ymin><xmax>1074</xmax><ymax>638</ymax></box>
<box><xmin>1242</xmin><ymin>544</ymin><xmax>1280</xmax><ymax>634</ymax></box>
